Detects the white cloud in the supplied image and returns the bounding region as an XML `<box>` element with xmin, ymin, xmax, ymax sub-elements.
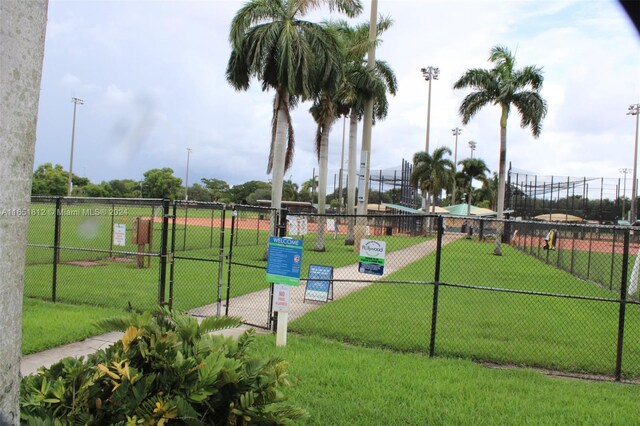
<box><xmin>34</xmin><ymin>0</ymin><xmax>640</xmax><ymax>193</ymax></box>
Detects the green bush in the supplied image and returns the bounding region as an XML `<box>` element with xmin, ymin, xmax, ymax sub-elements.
<box><xmin>20</xmin><ymin>308</ymin><xmax>306</xmax><ymax>425</ymax></box>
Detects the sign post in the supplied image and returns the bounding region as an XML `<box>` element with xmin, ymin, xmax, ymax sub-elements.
<box><xmin>266</xmin><ymin>236</ymin><xmax>303</xmax><ymax>347</ymax></box>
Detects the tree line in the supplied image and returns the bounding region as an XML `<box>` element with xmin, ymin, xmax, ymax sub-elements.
<box><xmin>30</xmin><ymin>162</ymin><xmax>403</xmax><ymax>207</ymax></box>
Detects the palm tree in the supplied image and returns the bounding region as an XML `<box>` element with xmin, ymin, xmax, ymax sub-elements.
<box><xmin>333</xmin><ymin>18</ymin><xmax>397</xmax><ymax>244</ymax></box>
<box><xmin>1</xmin><ymin>0</ymin><xmax>48</xmax><ymax>415</ymax></box>
<box><xmin>454</xmin><ymin>45</ymin><xmax>547</xmax><ymax>255</ymax></box>
<box><xmin>410</xmin><ymin>147</ymin><xmax>454</xmax><ymax>232</ymax></box>
<box><xmin>310</xmin><ymin>88</ymin><xmax>346</xmax><ymax>250</ymax></box>
<box><xmin>282</xmin><ymin>179</ymin><xmax>299</xmax><ymax>201</ymax></box>
<box><xmin>226</xmin><ymin>0</ymin><xmax>362</xmax><ymax>234</ymax></box>
<box><xmin>458</xmin><ymin>158</ymin><xmax>490</xmax><ymax>214</ymax></box>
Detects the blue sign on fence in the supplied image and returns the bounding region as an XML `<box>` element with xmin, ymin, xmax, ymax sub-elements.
<box><xmin>304</xmin><ymin>264</ymin><xmax>334</xmax><ymax>302</ymax></box>
<box><xmin>266</xmin><ymin>236</ymin><xmax>303</xmax><ymax>286</ymax></box>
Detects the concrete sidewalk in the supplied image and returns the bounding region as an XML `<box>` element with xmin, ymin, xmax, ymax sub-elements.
<box><xmin>21</xmin><ymin>326</ymin><xmax>262</xmax><ymax>376</ymax></box>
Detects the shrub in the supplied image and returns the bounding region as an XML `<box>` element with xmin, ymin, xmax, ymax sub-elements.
<box><xmin>20</xmin><ymin>308</ymin><xmax>306</xmax><ymax>425</ymax></box>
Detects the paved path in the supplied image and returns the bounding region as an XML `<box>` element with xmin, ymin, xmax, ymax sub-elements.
<box><xmin>188</xmin><ymin>233</ymin><xmax>464</xmax><ymax>326</ymax></box>
<box><xmin>22</xmin><ymin>233</ymin><xmax>462</xmax><ymax>376</ymax></box>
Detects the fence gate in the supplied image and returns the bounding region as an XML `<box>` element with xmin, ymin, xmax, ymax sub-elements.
<box><xmin>224</xmin><ymin>205</ymin><xmax>279</xmax><ymax>329</ymax></box>
<box><xmin>168</xmin><ymin>201</ymin><xmax>226</xmax><ymax>316</ymax></box>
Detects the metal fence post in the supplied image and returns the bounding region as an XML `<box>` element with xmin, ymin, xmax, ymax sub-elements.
<box><xmin>51</xmin><ymin>197</ymin><xmax>62</xmax><ymax>302</ymax></box>
<box><xmin>168</xmin><ymin>200</ymin><xmax>178</xmax><ymax>309</ymax></box>
<box><xmin>429</xmin><ymin>215</ymin><xmax>444</xmax><ymax>357</ymax></box>
<box><xmin>225</xmin><ymin>207</ymin><xmax>237</xmax><ymax>316</ymax></box>
<box><xmin>158</xmin><ymin>198</ymin><xmax>170</xmax><ymax>306</ymax></box>
<box><xmin>615</xmin><ymin>229</ymin><xmax>630</xmax><ymax>381</ymax></box>
<box><xmin>216</xmin><ymin>206</ymin><xmax>226</xmax><ymax>316</ymax></box>
<box><xmin>610</xmin><ymin>231</ymin><xmax>617</xmax><ymax>290</ymax></box>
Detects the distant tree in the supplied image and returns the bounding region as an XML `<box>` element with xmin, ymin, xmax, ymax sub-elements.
<box><xmin>385</xmin><ymin>188</ymin><xmax>402</xmax><ymax>204</ymax></box>
<box><xmin>71</xmin><ymin>175</ymin><xmax>90</xmax><ymax>188</ymax></box>
<box><xmin>458</xmin><ymin>158</ymin><xmax>490</xmax><ymax>214</ymax></box>
<box><xmin>201</xmin><ymin>178</ymin><xmax>231</xmax><ymax>201</ymax></box>
<box><xmin>454</xmin><ymin>45</ymin><xmax>547</xmax><ymax>255</ymax></box>
<box><xmin>300</xmin><ymin>177</ymin><xmax>318</xmax><ymax>203</ymax></box>
<box><xmin>229</xmin><ymin>180</ymin><xmax>270</xmax><ymax>204</ymax></box>
<box><xmin>410</xmin><ymin>147</ymin><xmax>454</xmax><ymax>214</ymax></box>
<box><xmin>105</xmin><ymin>179</ymin><xmax>141</xmax><ymax>198</ymax></box>
<box><xmin>31</xmin><ymin>163</ymin><xmax>67</xmax><ymax>196</ymax></box>
<box><xmin>282</xmin><ymin>180</ymin><xmax>299</xmax><ymax>201</ymax></box>
<box><xmin>187</xmin><ymin>183</ymin><xmax>213</xmax><ymax>202</ymax></box>
<box><xmin>246</xmin><ymin>188</ymin><xmax>272</xmax><ymax>205</ymax></box>
<box><xmin>82</xmin><ymin>183</ymin><xmax>109</xmax><ymax>198</ymax></box>
<box><xmin>142</xmin><ymin>168</ymin><xmax>182</xmax><ymax>199</ymax></box>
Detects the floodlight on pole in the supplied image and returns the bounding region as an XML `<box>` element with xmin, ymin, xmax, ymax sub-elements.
<box><xmin>67</xmin><ymin>97</ymin><xmax>84</xmax><ymax>196</ymax></box>
<box><xmin>451</xmin><ymin>127</ymin><xmax>462</xmax><ymax>204</ymax></box>
<box><xmin>628</xmin><ymin>103</ymin><xmax>640</xmax><ymax>224</ymax></box>
<box><xmin>620</xmin><ymin>168</ymin><xmax>631</xmax><ymax>221</ymax></box>
<box><xmin>421</xmin><ymin>66</ymin><xmax>439</xmax><ymax>152</ymax></box>
<box><xmin>468</xmin><ymin>140</ymin><xmax>477</xmax><ymax>159</ymax></box>
<box><xmin>184</xmin><ymin>148</ymin><xmax>192</xmax><ymax>201</ymax></box>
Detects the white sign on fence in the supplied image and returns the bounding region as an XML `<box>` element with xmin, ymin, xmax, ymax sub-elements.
<box><xmin>113</xmin><ymin>223</ymin><xmax>126</xmax><ymax>246</ymax></box>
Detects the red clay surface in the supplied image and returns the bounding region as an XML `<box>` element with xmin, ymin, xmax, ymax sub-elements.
<box><xmin>511</xmin><ymin>235</ymin><xmax>639</xmax><ymax>254</ymax></box>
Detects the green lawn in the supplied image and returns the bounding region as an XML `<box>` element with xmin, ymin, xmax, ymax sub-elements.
<box><xmin>290</xmin><ymin>239</ymin><xmax>640</xmax><ymax>378</ymax></box>
<box><xmin>22</xmin><ymin>298</ymin><xmax>125</xmax><ymax>355</ymax></box>
<box><xmin>25</xmin><ymin>219</ymin><xmax>430</xmax><ymax>313</ymax></box>
<box><xmin>252</xmin><ymin>334</ymin><xmax>640</xmax><ymax>425</ymax></box>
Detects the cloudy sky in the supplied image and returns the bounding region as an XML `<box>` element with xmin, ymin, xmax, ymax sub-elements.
<box><xmin>35</xmin><ymin>0</ymin><xmax>639</xmax><ymax>196</ymax></box>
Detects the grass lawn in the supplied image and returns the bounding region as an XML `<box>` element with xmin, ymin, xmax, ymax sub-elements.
<box><xmin>290</xmin><ymin>239</ymin><xmax>640</xmax><ymax>378</ymax></box>
<box><xmin>22</xmin><ymin>298</ymin><xmax>125</xmax><ymax>355</ymax></box>
<box><xmin>25</xmin><ymin>224</ymin><xmax>430</xmax><ymax>313</ymax></box>
<box><xmin>514</xmin><ymin>241</ymin><xmax>632</xmax><ymax>293</ymax></box>
<box><xmin>252</xmin><ymin>334</ymin><xmax>640</xmax><ymax>425</ymax></box>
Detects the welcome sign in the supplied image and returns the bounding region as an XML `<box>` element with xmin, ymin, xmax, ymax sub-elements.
<box><xmin>266</xmin><ymin>236</ymin><xmax>303</xmax><ymax>286</ymax></box>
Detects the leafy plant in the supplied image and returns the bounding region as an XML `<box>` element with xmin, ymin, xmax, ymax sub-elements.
<box><xmin>21</xmin><ymin>307</ymin><xmax>307</xmax><ymax>425</ymax></box>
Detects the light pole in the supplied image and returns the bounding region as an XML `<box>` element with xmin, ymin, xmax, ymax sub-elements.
<box><xmin>67</xmin><ymin>97</ymin><xmax>84</xmax><ymax>196</ymax></box>
<box><xmin>620</xmin><ymin>168</ymin><xmax>631</xmax><ymax>221</ymax></box>
<box><xmin>451</xmin><ymin>127</ymin><xmax>462</xmax><ymax>204</ymax></box>
<box><xmin>184</xmin><ymin>148</ymin><xmax>192</xmax><ymax>201</ymax></box>
<box><xmin>468</xmin><ymin>140</ymin><xmax>477</xmax><ymax>159</ymax></box>
<box><xmin>421</xmin><ymin>66</ymin><xmax>439</xmax><ymax>152</ymax></box>
<box><xmin>628</xmin><ymin>103</ymin><xmax>640</xmax><ymax>224</ymax></box>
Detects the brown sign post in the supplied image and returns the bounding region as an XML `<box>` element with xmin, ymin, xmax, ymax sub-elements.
<box><xmin>132</xmin><ymin>217</ymin><xmax>153</xmax><ymax>268</ymax></box>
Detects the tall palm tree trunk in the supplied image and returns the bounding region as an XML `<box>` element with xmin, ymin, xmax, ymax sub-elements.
<box><xmin>345</xmin><ymin>111</ymin><xmax>358</xmax><ymax>245</ymax></box>
<box><xmin>270</xmin><ymin>90</ymin><xmax>289</xmax><ymax>236</ymax></box>
<box><xmin>493</xmin><ymin>108</ymin><xmax>508</xmax><ymax>256</ymax></box>
<box><xmin>315</xmin><ymin>121</ymin><xmax>331</xmax><ymax>251</ymax></box>
<box><xmin>0</xmin><ymin>0</ymin><xmax>48</xmax><ymax>421</ymax></box>
<box><xmin>424</xmin><ymin>190</ymin><xmax>432</xmax><ymax>233</ymax></box>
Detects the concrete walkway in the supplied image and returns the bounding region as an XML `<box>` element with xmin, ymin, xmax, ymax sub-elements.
<box><xmin>21</xmin><ymin>233</ymin><xmax>462</xmax><ymax>376</ymax></box>
<box><xmin>189</xmin><ymin>233</ymin><xmax>463</xmax><ymax>328</ymax></box>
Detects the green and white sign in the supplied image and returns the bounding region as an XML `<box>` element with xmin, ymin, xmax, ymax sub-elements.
<box><xmin>358</xmin><ymin>239</ymin><xmax>386</xmax><ymax>275</ymax></box>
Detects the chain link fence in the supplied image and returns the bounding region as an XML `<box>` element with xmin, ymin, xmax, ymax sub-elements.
<box><xmin>25</xmin><ymin>197</ymin><xmax>170</xmax><ymax>311</ymax></box>
<box><xmin>24</xmin><ymin>197</ymin><xmax>640</xmax><ymax>380</ymax></box>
